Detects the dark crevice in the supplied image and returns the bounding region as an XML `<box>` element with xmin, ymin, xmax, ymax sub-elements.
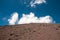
<box><xmin>10</xmin><ymin>33</ymin><xmax>14</xmax><ymax>36</ymax></box>
<box><xmin>33</xmin><ymin>30</ymin><xmax>36</xmax><ymax>32</ymax></box>
<box><xmin>56</xmin><ymin>28</ymin><xmax>58</xmax><ymax>30</ymax></box>
<box><xmin>58</xmin><ymin>26</ymin><xmax>60</xmax><ymax>28</ymax></box>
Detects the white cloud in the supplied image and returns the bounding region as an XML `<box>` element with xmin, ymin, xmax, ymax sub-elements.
<box><xmin>8</xmin><ymin>12</ymin><xmax>55</xmax><ymax>25</ymax></box>
<box><xmin>8</xmin><ymin>12</ymin><xmax>18</xmax><ymax>25</ymax></box>
<box><xmin>30</xmin><ymin>0</ymin><xmax>46</xmax><ymax>7</ymax></box>
<box><xmin>18</xmin><ymin>12</ymin><xmax>55</xmax><ymax>24</ymax></box>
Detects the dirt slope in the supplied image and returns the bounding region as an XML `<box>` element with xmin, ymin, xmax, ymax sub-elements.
<box><xmin>0</xmin><ymin>23</ymin><xmax>60</xmax><ymax>40</ymax></box>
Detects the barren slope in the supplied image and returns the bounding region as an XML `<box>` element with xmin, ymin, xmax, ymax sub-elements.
<box><xmin>0</xmin><ymin>23</ymin><xmax>60</xmax><ymax>40</ymax></box>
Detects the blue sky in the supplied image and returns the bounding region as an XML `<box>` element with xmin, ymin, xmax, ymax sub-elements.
<box><xmin>0</xmin><ymin>0</ymin><xmax>60</xmax><ymax>26</ymax></box>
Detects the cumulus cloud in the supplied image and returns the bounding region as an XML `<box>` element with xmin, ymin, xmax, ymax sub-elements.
<box><xmin>18</xmin><ymin>12</ymin><xmax>55</xmax><ymax>24</ymax></box>
<box><xmin>8</xmin><ymin>12</ymin><xmax>18</xmax><ymax>25</ymax></box>
<box><xmin>30</xmin><ymin>0</ymin><xmax>46</xmax><ymax>7</ymax></box>
<box><xmin>8</xmin><ymin>12</ymin><xmax>55</xmax><ymax>25</ymax></box>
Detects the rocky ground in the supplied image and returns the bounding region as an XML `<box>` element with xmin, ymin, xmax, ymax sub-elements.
<box><xmin>0</xmin><ymin>23</ymin><xmax>60</xmax><ymax>40</ymax></box>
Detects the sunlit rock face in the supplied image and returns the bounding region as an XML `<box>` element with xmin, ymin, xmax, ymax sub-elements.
<box><xmin>0</xmin><ymin>23</ymin><xmax>60</xmax><ymax>40</ymax></box>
